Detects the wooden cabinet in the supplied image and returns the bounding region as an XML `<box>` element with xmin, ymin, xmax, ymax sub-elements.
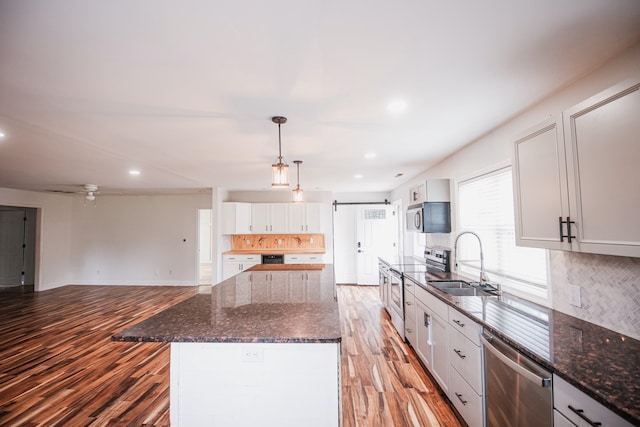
<box><xmin>512</xmin><ymin>79</ymin><xmax>640</xmax><ymax>257</ymax></box>
<box><xmin>252</xmin><ymin>203</ymin><xmax>288</xmax><ymax>234</ymax></box>
<box><xmin>288</xmin><ymin>203</ymin><xmax>323</xmax><ymax>233</ymax></box>
<box><xmin>222</xmin><ymin>202</ymin><xmax>252</xmax><ymax>234</ymax></box>
<box><xmin>284</xmin><ymin>253</ymin><xmax>325</xmax><ymax>264</ymax></box>
<box><xmin>553</xmin><ymin>375</ymin><xmax>632</xmax><ymax>427</ymax></box>
<box><xmin>415</xmin><ymin>285</ymin><xmax>449</xmax><ymax>394</ymax></box>
<box><xmin>221</xmin><ymin>254</ymin><xmax>260</xmax><ymax>280</ymax></box>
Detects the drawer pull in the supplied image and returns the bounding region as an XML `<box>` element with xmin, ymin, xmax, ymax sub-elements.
<box><xmin>406</xmin><ymin>302</ymin><xmax>412</xmax><ymax>306</ymax></box>
<box><xmin>406</xmin><ymin>328</ymin><xmax>413</xmax><ymax>333</ymax></box>
<box><xmin>453</xmin><ymin>319</ymin><xmax>465</xmax><ymax>327</ymax></box>
<box><xmin>455</xmin><ymin>393</ymin><xmax>467</xmax><ymax>406</ymax></box>
<box><xmin>453</xmin><ymin>349</ymin><xmax>466</xmax><ymax>359</ymax></box>
<box><xmin>568</xmin><ymin>405</ymin><xmax>602</xmax><ymax>427</ymax></box>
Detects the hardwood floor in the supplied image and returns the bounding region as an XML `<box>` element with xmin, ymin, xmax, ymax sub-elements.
<box><xmin>339</xmin><ymin>285</ymin><xmax>461</xmax><ymax>427</ymax></box>
<box><xmin>0</xmin><ymin>284</ymin><xmax>460</xmax><ymax>426</ymax></box>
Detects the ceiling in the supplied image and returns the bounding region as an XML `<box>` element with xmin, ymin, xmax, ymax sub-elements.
<box><xmin>1</xmin><ymin>1</ymin><xmax>639</xmax><ymax>196</ymax></box>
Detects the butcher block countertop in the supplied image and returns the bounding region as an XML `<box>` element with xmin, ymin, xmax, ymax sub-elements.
<box><xmin>112</xmin><ymin>264</ymin><xmax>340</xmax><ymax>344</ymax></box>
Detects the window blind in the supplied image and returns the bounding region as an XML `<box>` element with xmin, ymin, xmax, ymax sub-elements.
<box><xmin>458</xmin><ymin>167</ymin><xmax>549</xmax><ymax>299</ymax></box>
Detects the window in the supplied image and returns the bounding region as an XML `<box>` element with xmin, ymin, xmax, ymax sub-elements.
<box><xmin>457</xmin><ymin>167</ymin><xmax>549</xmax><ymax>301</ymax></box>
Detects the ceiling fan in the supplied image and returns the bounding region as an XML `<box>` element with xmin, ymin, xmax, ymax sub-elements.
<box><xmin>44</xmin><ymin>184</ymin><xmax>113</xmax><ymax>204</ymax></box>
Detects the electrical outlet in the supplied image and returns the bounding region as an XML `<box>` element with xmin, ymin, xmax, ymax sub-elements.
<box><xmin>240</xmin><ymin>347</ymin><xmax>264</xmax><ymax>362</ymax></box>
<box><xmin>568</xmin><ymin>284</ymin><xmax>582</xmax><ymax>307</ymax></box>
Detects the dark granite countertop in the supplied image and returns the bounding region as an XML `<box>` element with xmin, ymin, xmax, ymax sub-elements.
<box><xmin>402</xmin><ymin>268</ymin><xmax>640</xmax><ymax>425</ymax></box>
<box><xmin>112</xmin><ymin>264</ymin><xmax>341</xmax><ymax>344</ymax></box>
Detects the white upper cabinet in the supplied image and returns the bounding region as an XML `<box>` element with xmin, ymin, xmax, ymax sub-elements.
<box><xmin>251</xmin><ymin>203</ymin><xmax>288</xmax><ymax>234</ymax></box>
<box><xmin>512</xmin><ymin>116</ymin><xmax>572</xmax><ymax>251</ymax></box>
<box><xmin>513</xmin><ymin>79</ymin><xmax>640</xmax><ymax>257</ymax></box>
<box><xmin>563</xmin><ymin>80</ymin><xmax>640</xmax><ymax>257</ymax></box>
<box><xmin>288</xmin><ymin>203</ymin><xmax>323</xmax><ymax>233</ymax></box>
<box><xmin>222</xmin><ymin>202</ymin><xmax>252</xmax><ymax>235</ymax></box>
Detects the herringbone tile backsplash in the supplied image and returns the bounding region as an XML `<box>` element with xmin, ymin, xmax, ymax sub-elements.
<box><xmin>550</xmin><ymin>250</ymin><xmax>640</xmax><ymax>340</ymax></box>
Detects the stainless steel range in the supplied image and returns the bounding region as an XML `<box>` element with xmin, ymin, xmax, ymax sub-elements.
<box><xmin>424</xmin><ymin>246</ymin><xmax>451</xmax><ymax>272</ymax></box>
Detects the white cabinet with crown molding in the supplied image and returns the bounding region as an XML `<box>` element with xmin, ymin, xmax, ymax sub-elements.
<box><xmin>512</xmin><ymin>79</ymin><xmax>640</xmax><ymax>257</ymax></box>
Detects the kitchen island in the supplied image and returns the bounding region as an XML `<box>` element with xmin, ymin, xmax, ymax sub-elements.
<box><xmin>113</xmin><ymin>264</ymin><xmax>341</xmax><ymax>427</ymax></box>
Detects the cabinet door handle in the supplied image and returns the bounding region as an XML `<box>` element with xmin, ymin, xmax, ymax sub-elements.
<box><xmin>405</xmin><ymin>301</ymin><xmax>412</xmax><ymax>306</ymax></box>
<box><xmin>424</xmin><ymin>313</ymin><xmax>430</xmax><ymax>327</ymax></box>
<box><xmin>568</xmin><ymin>405</ymin><xmax>602</xmax><ymax>427</ymax></box>
<box><xmin>559</xmin><ymin>216</ymin><xmax>576</xmax><ymax>243</ymax></box>
<box><xmin>455</xmin><ymin>393</ymin><xmax>467</xmax><ymax>405</ymax></box>
<box><xmin>453</xmin><ymin>319</ymin><xmax>465</xmax><ymax>327</ymax></box>
<box><xmin>406</xmin><ymin>328</ymin><xmax>413</xmax><ymax>333</ymax></box>
<box><xmin>453</xmin><ymin>349</ymin><xmax>466</xmax><ymax>359</ymax></box>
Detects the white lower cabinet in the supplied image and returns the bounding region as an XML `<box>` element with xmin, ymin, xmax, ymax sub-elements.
<box><xmin>414</xmin><ymin>286</ymin><xmax>449</xmax><ymax>394</ymax></box>
<box><xmin>553</xmin><ymin>375</ymin><xmax>632</xmax><ymax>427</ymax></box>
<box><xmin>221</xmin><ymin>254</ymin><xmax>260</xmax><ymax>280</ymax></box>
<box><xmin>403</xmin><ymin>279</ymin><xmax>417</xmax><ymax>346</ymax></box>
<box><xmin>449</xmin><ymin>367</ymin><xmax>484</xmax><ymax>427</ymax></box>
<box><xmin>448</xmin><ymin>307</ymin><xmax>483</xmax><ymax>427</ymax></box>
<box><xmin>284</xmin><ymin>253</ymin><xmax>325</xmax><ymax>264</ymax></box>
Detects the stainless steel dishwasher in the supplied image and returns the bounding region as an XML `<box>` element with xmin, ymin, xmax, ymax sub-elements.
<box><xmin>481</xmin><ymin>331</ymin><xmax>553</xmax><ymax>427</ymax></box>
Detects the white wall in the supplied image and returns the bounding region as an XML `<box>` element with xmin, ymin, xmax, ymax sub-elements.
<box><xmin>0</xmin><ymin>187</ymin><xmax>73</xmax><ymax>291</ymax></box>
<box><xmin>390</xmin><ymin>42</ymin><xmax>640</xmax><ymax>338</ymax></box>
<box><xmin>70</xmin><ymin>193</ymin><xmax>212</xmax><ymax>285</ymax></box>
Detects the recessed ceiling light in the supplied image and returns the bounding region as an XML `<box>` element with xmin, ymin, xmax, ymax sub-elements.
<box><xmin>129</xmin><ymin>170</ymin><xmax>141</xmax><ymax>176</ymax></box>
<box><xmin>0</xmin><ymin>131</ymin><xmax>5</xmax><ymax>138</ymax></box>
<box><xmin>387</xmin><ymin>100</ymin><xmax>407</xmax><ymax>114</ymax></box>
<box><xmin>354</xmin><ymin>174</ymin><xmax>363</xmax><ymax>179</ymax></box>
<box><xmin>364</xmin><ymin>152</ymin><xmax>376</xmax><ymax>159</ymax></box>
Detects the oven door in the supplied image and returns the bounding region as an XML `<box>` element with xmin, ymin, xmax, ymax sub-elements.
<box><xmin>388</xmin><ymin>269</ymin><xmax>405</xmax><ymax>337</ymax></box>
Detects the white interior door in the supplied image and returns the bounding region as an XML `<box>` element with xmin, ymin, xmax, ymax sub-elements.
<box><xmin>0</xmin><ymin>210</ymin><xmax>25</xmax><ymax>286</ymax></box>
<box><xmin>333</xmin><ymin>205</ymin><xmax>358</xmax><ymax>284</ymax></box>
<box><xmin>356</xmin><ymin>205</ymin><xmax>396</xmax><ymax>285</ymax></box>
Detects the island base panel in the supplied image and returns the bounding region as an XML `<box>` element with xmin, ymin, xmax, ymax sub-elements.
<box><xmin>170</xmin><ymin>342</ymin><xmax>341</xmax><ymax>426</ymax></box>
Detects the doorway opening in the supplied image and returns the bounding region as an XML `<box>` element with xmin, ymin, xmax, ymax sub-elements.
<box><xmin>333</xmin><ymin>203</ymin><xmax>401</xmax><ymax>285</ymax></box>
<box><xmin>0</xmin><ymin>206</ymin><xmax>37</xmax><ymax>293</ymax></box>
<box><xmin>197</xmin><ymin>209</ymin><xmax>213</xmax><ymax>285</ymax></box>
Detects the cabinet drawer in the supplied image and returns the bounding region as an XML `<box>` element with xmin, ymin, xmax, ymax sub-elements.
<box><xmin>415</xmin><ymin>285</ymin><xmax>448</xmax><ymax>320</ymax></box>
<box><xmin>284</xmin><ymin>253</ymin><xmax>325</xmax><ymax>264</ymax></box>
<box><xmin>449</xmin><ymin>367</ymin><xmax>484</xmax><ymax>427</ymax></box>
<box><xmin>553</xmin><ymin>375</ymin><xmax>632</xmax><ymax>427</ymax></box>
<box><xmin>448</xmin><ymin>308</ymin><xmax>481</xmax><ymax>346</ymax></box>
<box><xmin>404</xmin><ymin>289</ymin><xmax>416</xmax><ymax>314</ymax></box>
<box><xmin>223</xmin><ymin>254</ymin><xmax>260</xmax><ymax>262</ymax></box>
<box><xmin>403</xmin><ymin>277</ymin><xmax>417</xmax><ymax>295</ymax></box>
<box><xmin>449</xmin><ymin>327</ymin><xmax>483</xmax><ymax>395</ymax></box>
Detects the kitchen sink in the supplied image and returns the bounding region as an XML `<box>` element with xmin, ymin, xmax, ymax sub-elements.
<box><xmin>429</xmin><ymin>280</ymin><xmax>497</xmax><ymax>297</ymax></box>
<box><xmin>429</xmin><ymin>280</ymin><xmax>472</xmax><ymax>290</ymax></box>
<box><xmin>442</xmin><ymin>287</ymin><xmax>494</xmax><ymax>297</ymax></box>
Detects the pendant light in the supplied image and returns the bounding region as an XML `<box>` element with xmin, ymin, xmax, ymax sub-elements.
<box><xmin>271</xmin><ymin>116</ymin><xmax>289</xmax><ymax>188</ymax></box>
<box><xmin>292</xmin><ymin>160</ymin><xmax>304</xmax><ymax>202</ymax></box>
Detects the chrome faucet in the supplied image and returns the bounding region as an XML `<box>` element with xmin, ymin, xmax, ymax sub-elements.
<box><xmin>454</xmin><ymin>231</ymin><xmax>489</xmax><ymax>284</ymax></box>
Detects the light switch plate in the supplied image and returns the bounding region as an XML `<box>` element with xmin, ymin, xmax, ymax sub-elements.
<box><xmin>568</xmin><ymin>284</ymin><xmax>582</xmax><ymax>307</ymax></box>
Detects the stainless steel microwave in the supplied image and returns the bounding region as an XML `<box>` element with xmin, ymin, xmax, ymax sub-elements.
<box><xmin>406</xmin><ymin>202</ymin><xmax>451</xmax><ymax>233</ymax></box>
